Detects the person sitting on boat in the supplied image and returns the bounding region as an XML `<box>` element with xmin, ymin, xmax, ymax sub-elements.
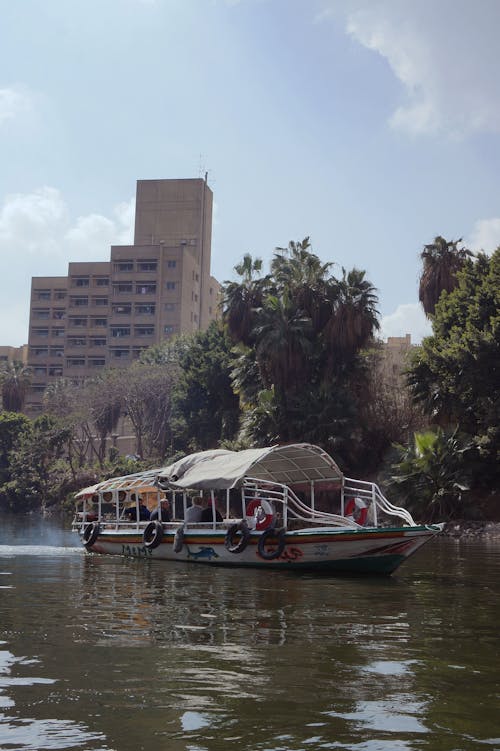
<box><xmin>200</xmin><ymin>498</ymin><xmax>223</xmax><ymax>523</ymax></box>
<box><xmin>150</xmin><ymin>499</ymin><xmax>171</xmax><ymax>522</ymax></box>
<box><xmin>185</xmin><ymin>496</ymin><xmax>204</xmax><ymax>524</ymax></box>
<box><xmin>124</xmin><ymin>495</ymin><xmax>150</xmax><ymax>521</ymax></box>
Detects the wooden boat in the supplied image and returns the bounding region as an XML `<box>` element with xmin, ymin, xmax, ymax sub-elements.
<box><xmin>72</xmin><ymin>443</ymin><xmax>443</xmax><ymax>574</ymax></box>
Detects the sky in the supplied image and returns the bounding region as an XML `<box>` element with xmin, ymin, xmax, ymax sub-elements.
<box><xmin>1</xmin><ymin>0</ymin><xmax>500</xmax><ymax>347</ymax></box>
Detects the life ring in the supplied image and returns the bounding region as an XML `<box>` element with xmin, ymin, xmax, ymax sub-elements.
<box><xmin>82</xmin><ymin>521</ymin><xmax>100</xmax><ymax>548</ymax></box>
<box><xmin>258</xmin><ymin>527</ymin><xmax>286</xmax><ymax>560</ymax></box>
<box><xmin>143</xmin><ymin>521</ymin><xmax>163</xmax><ymax>549</ymax></box>
<box><xmin>246</xmin><ymin>499</ymin><xmax>274</xmax><ymax>530</ymax></box>
<box><xmin>345</xmin><ymin>497</ymin><xmax>368</xmax><ymax>526</ymax></box>
<box><xmin>225</xmin><ymin>521</ymin><xmax>251</xmax><ymax>554</ymax></box>
<box><xmin>173</xmin><ymin>526</ymin><xmax>184</xmax><ymax>553</ymax></box>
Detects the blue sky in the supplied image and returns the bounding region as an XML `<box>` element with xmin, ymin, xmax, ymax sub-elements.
<box><xmin>1</xmin><ymin>0</ymin><xmax>500</xmax><ymax>346</ymax></box>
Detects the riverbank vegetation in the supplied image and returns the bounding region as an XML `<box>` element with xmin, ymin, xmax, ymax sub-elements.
<box><xmin>0</xmin><ymin>239</ymin><xmax>498</xmax><ymax>522</ymax></box>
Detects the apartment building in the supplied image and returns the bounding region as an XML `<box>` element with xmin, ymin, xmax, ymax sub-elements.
<box><xmin>26</xmin><ymin>178</ymin><xmax>219</xmax><ymax>416</ymax></box>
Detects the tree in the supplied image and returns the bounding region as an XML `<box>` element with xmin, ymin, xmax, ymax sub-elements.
<box><xmin>2</xmin><ymin>415</ymin><xmax>73</xmax><ymax>513</ymax></box>
<box><xmin>418</xmin><ymin>236</ymin><xmax>472</xmax><ymax>317</ymax></box>
<box><xmin>0</xmin><ymin>361</ymin><xmax>32</xmax><ymax>412</ymax></box>
<box><xmin>389</xmin><ymin>428</ymin><xmax>472</xmax><ymax>522</ymax></box>
<box><xmin>221</xmin><ymin>253</ymin><xmax>269</xmax><ymax>344</ymax></box>
<box><xmin>173</xmin><ymin>321</ymin><xmax>240</xmax><ymax>450</ymax></box>
<box><xmin>221</xmin><ymin>239</ymin><xmax>381</xmax><ymax>468</ymax></box>
<box><xmin>0</xmin><ymin>412</ymin><xmax>31</xmax><ymax>504</ymax></box>
<box><xmin>408</xmin><ymin>248</ymin><xmax>500</xmax><ymax>489</ymax></box>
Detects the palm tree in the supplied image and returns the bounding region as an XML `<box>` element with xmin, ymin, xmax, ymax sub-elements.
<box><xmin>419</xmin><ymin>236</ymin><xmax>472</xmax><ymax>317</ymax></box>
<box><xmin>0</xmin><ymin>361</ymin><xmax>32</xmax><ymax>412</ymax></box>
<box><xmin>271</xmin><ymin>238</ymin><xmax>332</xmax><ymax>332</ymax></box>
<box><xmin>221</xmin><ymin>254</ymin><xmax>269</xmax><ymax>344</ymax></box>
<box><xmin>252</xmin><ymin>293</ymin><xmax>313</xmax><ymax>438</ymax></box>
<box><xmin>323</xmin><ymin>268</ymin><xmax>379</xmax><ymax>370</ymax></box>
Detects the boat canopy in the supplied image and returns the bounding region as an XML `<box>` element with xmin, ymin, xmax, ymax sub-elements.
<box><xmin>74</xmin><ymin>444</ymin><xmax>344</xmax><ymax>499</ymax></box>
<box><xmin>158</xmin><ymin>443</ymin><xmax>343</xmax><ymax>490</ymax></box>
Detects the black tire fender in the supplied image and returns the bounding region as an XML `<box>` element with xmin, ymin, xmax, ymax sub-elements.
<box><xmin>143</xmin><ymin>521</ymin><xmax>163</xmax><ymax>549</ymax></box>
<box><xmin>82</xmin><ymin>521</ymin><xmax>100</xmax><ymax>548</ymax></box>
<box><xmin>225</xmin><ymin>521</ymin><xmax>251</xmax><ymax>554</ymax></box>
<box><xmin>258</xmin><ymin>527</ymin><xmax>286</xmax><ymax>560</ymax></box>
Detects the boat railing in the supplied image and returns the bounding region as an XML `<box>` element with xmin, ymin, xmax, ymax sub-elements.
<box><xmin>243</xmin><ymin>478</ymin><xmax>358</xmax><ymax>528</ymax></box>
<box><xmin>343</xmin><ymin>477</ymin><xmax>416</xmax><ymax>526</ymax></box>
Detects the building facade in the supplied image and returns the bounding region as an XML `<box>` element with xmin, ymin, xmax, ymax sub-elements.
<box><xmin>25</xmin><ymin>178</ymin><xmax>219</xmax><ymax>416</ymax></box>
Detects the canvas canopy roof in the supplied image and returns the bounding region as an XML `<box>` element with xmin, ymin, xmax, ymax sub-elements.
<box><xmin>75</xmin><ymin>444</ymin><xmax>344</xmax><ymax>499</ymax></box>
<box><xmin>157</xmin><ymin>443</ymin><xmax>343</xmax><ymax>491</ymax></box>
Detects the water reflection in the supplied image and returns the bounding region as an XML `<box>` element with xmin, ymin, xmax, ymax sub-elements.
<box><xmin>0</xmin><ymin>515</ymin><xmax>499</xmax><ymax>751</ymax></box>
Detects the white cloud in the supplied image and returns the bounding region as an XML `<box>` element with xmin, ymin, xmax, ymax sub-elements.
<box><xmin>380</xmin><ymin>303</ymin><xmax>431</xmax><ymax>344</ymax></box>
<box><xmin>0</xmin><ymin>187</ymin><xmax>134</xmax><ymax>346</ymax></box>
<box><xmin>323</xmin><ymin>0</ymin><xmax>500</xmax><ymax>137</ymax></box>
<box><xmin>0</xmin><ymin>86</ymin><xmax>33</xmax><ymax>126</ymax></box>
<box><xmin>468</xmin><ymin>218</ymin><xmax>500</xmax><ymax>254</ymax></box>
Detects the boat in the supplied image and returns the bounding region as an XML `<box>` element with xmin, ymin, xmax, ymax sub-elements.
<box><xmin>72</xmin><ymin>443</ymin><xmax>443</xmax><ymax>574</ymax></box>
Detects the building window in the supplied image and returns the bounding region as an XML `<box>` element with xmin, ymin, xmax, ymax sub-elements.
<box><xmin>113</xmin><ymin>283</ymin><xmax>133</xmax><ymax>295</ymax></box>
<box><xmin>49</xmin><ymin>366</ymin><xmax>63</xmax><ymax>377</ymax></box>
<box><xmin>164</xmin><ymin>303</ymin><xmax>175</xmax><ymax>312</ymax></box>
<box><xmin>68</xmin><ymin>338</ymin><xmax>86</xmax><ymax>346</ymax></box>
<box><xmin>110</xmin><ymin>349</ymin><xmax>130</xmax><ymax>359</ymax></box>
<box><xmin>90</xmin><ymin>338</ymin><xmax>107</xmax><ymax>346</ymax></box>
<box><xmin>110</xmin><ymin>327</ymin><xmax>130</xmax><ymax>338</ymax></box>
<box><xmin>193</xmin><ymin>313</ymin><xmax>198</xmax><ymax>322</ymax></box>
<box><xmin>89</xmin><ymin>358</ymin><xmax>105</xmax><ymax>368</ymax></box>
<box><xmin>134</xmin><ymin>326</ymin><xmax>154</xmax><ymax>337</ymax></box>
<box><xmin>33</xmin><ymin>309</ymin><xmax>50</xmax><ymax>319</ymax></box>
<box><xmin>92</xmin><ymin>297</ymin><xmax>108</xmax><ymax>306</ymax></box>
<box><xmin>32</xmin><ymin>384</ymin><xmax>46</xmax><ymax>394</ymax></box>
<box><xmin>135</xmin><ymin>304</ymin><xmax>155</xmax><ymax>315</ymax></box>
<box><xmin>32</xmin><ymin>348</ymin><xmax>49</xmax><ymax>357</ymax></box>
<box><xmin>92</xmin><ymin>318</ymin><xmax>107</xmax><ymax>327</ymax></box>
<box><xmin>137</xmin><ymin>261</ymin><xmax>157</xmax><ymax>272</ymax></box>
<box><xmin>69</xmin><ymin>318</ymin><xmax>88</xmax><ymax>328</ymax></box>
<box><xmin>167</xmin><ymin>260</ymin><xmax>176</xmax><ymax>268</ymax></box>
<box><xmin>52</xmin><ymin>328</ymin><xmax>65</xmax><ymax>338</ymax></box>
<box><xmin>35</xmin><ymin>290</ymin><xmax>51</xmax><ymax>301</ymax></box>
<box><xmin>95</xmin><ymin>277</ymin><xmax>109</xmax><ymax>287</ymax></box>
<box><xmin>69</xmin><ymin>297</ymin><xmax>89</xmax><ymax>307</ymax></box>
<box><xmin>164</xmin><ymin>325</ymin><xmax>174</xmax><ymax>335</ymax></box>
<box><xmin>136</xmin><ymin>283</ymin><xmax>156</xmax><ymax>295</ymax></box>
<box><xmin>112</xmin><ymin>304</ymin><xmax>132</xmax><ymax>315</ymax></box>
<box><xmin>52</xmin><ymin>310</ymin><xmax>65</xmax><ymax>320</ymax></box>
<box><xmin>67</xmin><ymin>358</ymin><xmax>86</xmax><ymax>368</ymax></box>
<box><xmin>195</xmin><ymin>273</ymin><xmax>199</xmax><ymax>282</ymax></box>
<box><xmin>50</xmin><ymin>348</ymin><xmax>64</xmax><ymax>358</ymax></box>
<box><xmin>72</xmin><ymin>277</ymin><xmax>89</xmax><ymax>287</ymax></box>
<box><xmin>54</xmin><ymin>291</ymin><xmax>66</xmax><ymax>300</ymax></box>
<box><xmin>114</xmin><ymin>262</ymin><xmax>134</xmax><ymax>272</ymax></box>
<box><xmin>166</xmin><ymin>282</ymin><xmax>176</xmax><ymax>291</ymax></box>
<box><xmin>33</xmin><ymin>328</ymin><xmax>49</xmax><ymax>337</ymax></box>
<box><xmin>33</xmin><ymin>366</ymin><xmax>47</xmax><ymax>375</ymax></box>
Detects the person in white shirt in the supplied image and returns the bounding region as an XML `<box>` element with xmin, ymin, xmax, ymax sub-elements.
<box><xmin>184</xmin><ymin>496</ymin><xmax>204</xmax><ymax>524</ymax></box>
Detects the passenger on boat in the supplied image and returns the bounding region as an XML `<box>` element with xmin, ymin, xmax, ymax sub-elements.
<box><xmin>200</xmin><ymin>498</ymin><xmax>223</xmax><ymax>523</ymax></box>
<box><xmin>124</xmin><ymin>495</ymin><xmax>151</xmax><ymax>521</ymax></box>
<box><xmin>184</xmin><ymin>496</ymin><xmax>204</xmax><ymax>523</ymax></box>
<box><xmin>150</xmin><ymin>499</ymin><xmax>171</xmax><ymax>522</ymax></box>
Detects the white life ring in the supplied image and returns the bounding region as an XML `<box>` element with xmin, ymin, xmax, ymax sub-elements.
<box><xmin>246</xmin><ymin>499</ymin><xmax>274</xmax><ymax>530</ymax></box>
<box><xmin>345</xmin><ymin>497</ymin><xmax>368</xmax><ymax>526</ymax></box>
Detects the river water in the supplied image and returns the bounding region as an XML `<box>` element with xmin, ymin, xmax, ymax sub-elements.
<box><xmin>0</xmin><ymin>513</ymin><xmax>499</xmax><ymax>751</ymax></box>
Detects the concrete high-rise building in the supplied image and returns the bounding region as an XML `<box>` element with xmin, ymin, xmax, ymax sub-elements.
<box><xmin>25</xmin><ymin>178</ymin><xmax>219</xmax><ymax>416</ymax></box>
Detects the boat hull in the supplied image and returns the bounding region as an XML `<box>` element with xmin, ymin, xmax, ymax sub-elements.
<box><xmin>80</xmin><ymin>525</ymin><xmax>441</xmax><ymax>575</ymax></box>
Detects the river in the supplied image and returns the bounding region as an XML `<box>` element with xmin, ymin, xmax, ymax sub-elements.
<box><xmin>0</xmin><ymin>513</ymin><xmax>499</xmax><ymax>751</ymax></box>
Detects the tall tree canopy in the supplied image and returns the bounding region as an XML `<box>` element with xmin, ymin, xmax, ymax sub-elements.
<box><xmin>418</xmin><ymin>236</ymin><xmax>472</xmax><ymax>317</ymax></box>
<box><xmin>0</xmin><ymin>361</ymin><xmax>32</xmax><ymax>412</ymax></box>
<box><xmin>409</xmin><ymin>248</ymin><xmax>500</xmax><ymax>486</ymax></box>
<box><xmin>222</xmin><ymin>239</ymin><xmax>380</xmax><ymax>469</ymax></box>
